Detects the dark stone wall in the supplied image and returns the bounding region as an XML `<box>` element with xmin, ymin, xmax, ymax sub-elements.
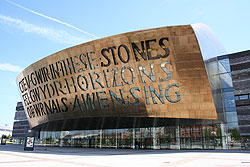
<box><xmin>12</xmin><ymin>102</ymin><xmax>38</xmax><ymax>139</ymax></box>
<box><xmin>12</xmin><ymin>120</ymin><xmax>30</xmax><ymax>138</ymax></box>
<box><xmin>229</xmin><ymin>50</ymin><xmax>250</xmax><ymax>136</ymax></box>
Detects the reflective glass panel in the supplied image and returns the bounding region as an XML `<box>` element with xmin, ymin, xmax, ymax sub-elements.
<box><xmin>218</xmin><ymin>59</ymin><xmax>231</xmax><ymax>73</ymax></box>
<box><xmin>220</xmin><ymin>73</ymin><xmax>233</xmax><ymax>88</ymax></box>
<box><xmin>239</xmin><ymin>95</ymin><xmax>249</xmax><ymax>100</ymax></box>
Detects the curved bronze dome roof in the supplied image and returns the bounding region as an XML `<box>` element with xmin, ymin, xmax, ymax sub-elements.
<box><xmin>17</xmin><ymin>24</ymin><xmax>217</xmax><ymax>130</ymax></box>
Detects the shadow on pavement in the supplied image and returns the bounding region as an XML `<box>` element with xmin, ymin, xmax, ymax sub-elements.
<box><xmin>1</xmin><ymin>144</ymin><xmax>250</xmax><ymax>156</ymax></box>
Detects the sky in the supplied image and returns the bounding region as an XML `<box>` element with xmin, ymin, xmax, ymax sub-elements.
<box><xmin>0</xmin><ymin>0</ymin><xmax>250</xmax><ymax>128</ymax></box>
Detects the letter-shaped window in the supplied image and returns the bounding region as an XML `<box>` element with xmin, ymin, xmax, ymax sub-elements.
<box><xmin>165</xmin><ymin>84</ymin><xmax>181</xmax><ymax>103</ymax></box>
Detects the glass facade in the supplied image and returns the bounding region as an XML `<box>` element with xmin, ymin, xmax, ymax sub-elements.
<box><xmin>205</xmin><ymin>55</ymin><xmax>239</xmax><ymax>129</ymax></box>
<box><xmin>38</xmin><ymin>125</ymin><xmax>228</xmax><ymax>149</ymax></box>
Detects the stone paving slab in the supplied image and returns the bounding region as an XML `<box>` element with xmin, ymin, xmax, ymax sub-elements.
<box><xmin>0</xmin><ymin>144</ymin><xmax>250</xmax><ymax>167</ymax></box>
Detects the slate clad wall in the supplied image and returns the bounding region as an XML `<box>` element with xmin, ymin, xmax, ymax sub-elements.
<box><xmin>229</xmin><ymin>50</ymin><xmax>250</xmax><ymax>136</ymax></box>
<box><xmin>12</xmin><ymin>102</ymin><xmax>30</xmax><ymax>139</ymax></box>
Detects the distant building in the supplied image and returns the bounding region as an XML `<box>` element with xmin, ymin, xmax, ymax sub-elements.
<box><xmin>12</xmin><ymin>102</ymin><xmax>30</xmax><ymax>143</ymax></box>
<box><xmin>0</xmin><ymin>124</ymin><xmax>12</xmax><ymax>137</ymax></box>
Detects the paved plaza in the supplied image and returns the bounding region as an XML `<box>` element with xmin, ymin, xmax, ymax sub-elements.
<box><xmin>0</xmin><ymin>144</ymin><xmax>250</xmax><ymax>167</ymax></box>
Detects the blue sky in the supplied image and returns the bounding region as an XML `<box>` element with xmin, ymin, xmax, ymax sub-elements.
<box><xmin>0</xmin><ymin>0</ymin><xmax>250</xmax><ymax>127</ymax></box>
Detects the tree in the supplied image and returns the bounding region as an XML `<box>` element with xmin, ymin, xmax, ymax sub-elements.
<box><xmin>204</xmin><ymin>128</ymin><xmax>212</xmax><ymax>138</ymax></box>
<box><xmin>216</xmin><ymin>126</ymin><xmax>222</xmax><ymax>139</ymax></box>
<box><xmin>7</xmin><ymin>134</ymin><xmax>12</xmax><ymax>139</ymax></box>
<box><xmin>231</xmin><ymin>128</ymin><xmax>240</xmax><ymax>141</ymax></box>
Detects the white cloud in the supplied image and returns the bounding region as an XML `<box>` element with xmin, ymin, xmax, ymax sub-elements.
<box><xmin>5</xmin><ymin>0</ymin><xmax>98</xmax><ymax>38</ymax></box>
<box><xmin>0</xmin><ymin>63</ymin><xmax>23</xmax><ymax>72</ymax></box>
<box><xmin>0</xmin><ymin>14</ymin><xmax>92</xmax><ymax>45</ymax></box>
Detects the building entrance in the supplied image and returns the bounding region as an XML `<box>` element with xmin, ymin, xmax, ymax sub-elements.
<box><xmin>39</xmin><ymin>125</ymin><xmax>224</xmax><ymax>150</ymax></box>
